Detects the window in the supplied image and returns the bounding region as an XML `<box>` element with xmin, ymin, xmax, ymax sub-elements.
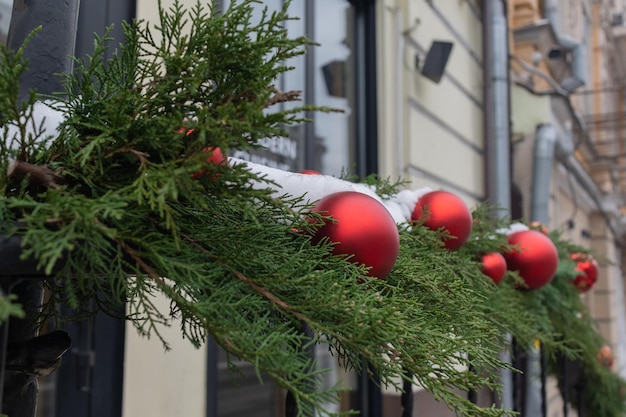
<box><xmin>221</xmin><ymin>0</ymin><xmax>377</xmax><ymax>178</ymax></box>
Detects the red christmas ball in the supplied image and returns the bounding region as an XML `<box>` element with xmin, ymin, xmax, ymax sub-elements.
<box><xmin>311</xmin><ymin>191</ymin><xmax>400</xmax><ymax>279</ymax></box>
<box><xmin>503</xmin><ymin>230</ymin><xmax>558</xmax><ymax>290</ymax></box>
<box><xmin>411</xmin><ymin>190</ymin><xmax>472</xmax><ymax>250</ymax></box>
<box><xmin>571</xmin><ymin>253</ymin><xmax>599</xmax><ymax>292</ymax></box>
<box><xmin>191</xmin><ymin>146</ymin><xmax>228</xmax><ymax>179</ymax></box>
<box><xmin>299</xmin><ymin>170</ymin><xmax>321</xmax><ymax>175</ymax></box>
<box><xmin>481</xmin><ymin>252</ymin><xmax>507</xmax><ymax>284</ymax></box>
<box><xmin>598</xmin><ymin>345</ymin><xmax>614</xmax><ymax>369</ymax></box>
<box><xmin>529</xmin><ymin>221</ymin><xmax>549</xmax><ymax>235</ymax></box>
<box><xmin>178</xmin><ymin>127</ymin><xmax>228</xmax><ymax>179</ymax></box>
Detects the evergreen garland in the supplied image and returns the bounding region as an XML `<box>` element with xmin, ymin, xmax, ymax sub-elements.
<box><xmin>0</xmin><ymin>1</ymin><xmax>624</xmax><ymax>416</ymax></box>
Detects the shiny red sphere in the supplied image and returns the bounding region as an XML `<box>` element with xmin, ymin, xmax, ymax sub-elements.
<box><xmin>481</xmin><ymin>252</ymin><xmax>507</xmax><ymax>285</ymax></box>
<box><xmin>179</xmin><ymin>127</ymin><xmax>228</xmax><ymax>179</ymax></box>
<box><xmin>529</xmin><ymin>221</ymin><xmax>549</xmax><ymax>235</ymax></box>
<box><xmin>191</xmin><ymin>146</ymin><xmax>227</xmax><ymax>179</ymax></box>
<box><xmin>311</xmin><ymin>191</ymin><xmax>400</xmax><ymax>279</ymax></box>
<box><xmin>299</xmin><ymin>170</ymin><xmax>321</xmax><ymax>175</ymax></box>
<box><xmin>571</xmin><ymin>253</ymin><xmax>599</xmax><ymax>292</ymax></box>
<box><xmin>411</xmin><ymin>191</ymin><xmax>473</xmax><ymax>250</ymax></box>
<box><xmin>598</xmin><ymin>345</ymin><xmax>614</xmax><ymax>369</ymax></box>
<box><xmin>504</xmin><ymin>230</ymin><xmax>559</xmax><ymax>290</ymax></box>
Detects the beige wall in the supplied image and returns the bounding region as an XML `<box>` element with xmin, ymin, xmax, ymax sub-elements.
<box><xmin>122</xmin><ymin>293</ymin><xmax>207</xmax><ymax>417</ymax></box>
<box><xmin>136</xmin><ymin>0</ymin><xmax>199</xmax><ymax>23</ymax></box>
<box><xmin>121</xmin><ymin>3</ymin><xmax>210</xmax><ymax>417</ymax></box>
<box><xmin>378</xmin><ymin>0</ymin><xmax>485</xmax><ymax>207</ymax></box>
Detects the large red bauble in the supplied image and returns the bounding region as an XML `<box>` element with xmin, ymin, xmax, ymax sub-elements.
<box><xmin>481</xmin><ymin>252</ymin><xmax>507</xmax><ymax>284</ymax></box>
<box><xmin>571</xmin><ymin>253</ymin><xmax>599</xmax><ymax>292</ymax></box>
<box><xmin>411</xmin><ymin>190</ymin><xmax>472</xmax><ymax>250</ymax></box>
<box><xmin>311</xmin><ymin>191</ymin><xmax>400</xmax><ymax>279</ymax></box>
<box><xmin>503</xmin><ymin>230</ymin><xmax>558</xmax><ymax>290</ymax></box>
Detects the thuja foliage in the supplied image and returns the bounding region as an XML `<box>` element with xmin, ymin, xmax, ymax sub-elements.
<box><xmin>0</xmin><ymin>1</ymin><xmax>624</xmax><ymax>416</ymax></box>
<box><xmin>540</xmin><ymin>233</ymin><xmax>626</xmax><ymax>417</ymax></box>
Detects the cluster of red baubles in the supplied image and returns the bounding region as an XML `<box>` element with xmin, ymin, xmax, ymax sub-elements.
<box><xmin>190</xmin><ymin>151</ymin><xmax>596</xmax><ymax>290</ymax></box>
<box><xmin>571</xmin><ymin>252</ymin><xmax>599</xmax><ymax>292</ymax></box>
<box><xmin>305</xmin><ymin>186</ymin><xmax>598</xmax><ymax>291</ymax></box>
<box><xmin>407</xmin><ymin>190</ymin><xmax>561</xmax><ymax>289</ymax></box>
<box><xmin>179</xmin><ymin>128</ymin><xmax>593</xmax><ymax>289</ymax></box>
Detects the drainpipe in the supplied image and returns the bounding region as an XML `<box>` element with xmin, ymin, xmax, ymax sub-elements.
<box><xmin>531</xmin><ymin>124</ymin><xmax>557</xmax><ymax>225</ymax></box>
<box><xmin>527</xmin><ymin>124</ymin><xmax>558</xmax><ymax>417</ymax></box>
<box><xmin>483</xmin><ymin>0</ymin><xmax>512</xmax><ymax>412</ymax></box>
<box><xmin>484</xmin><ymin>0</ymin><xmax>511</xmax><ymax>214</ymax></box>
<box><xmin>543</xmin><ymin>0</ymin><xmax>587</xmax><ymax>92</ymax></box>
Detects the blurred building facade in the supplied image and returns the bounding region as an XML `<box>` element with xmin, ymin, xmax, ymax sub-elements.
<box><xmin>508</xmin><ymin>0</ymin><xmax>626</xmax><ymax>414</ymax></box>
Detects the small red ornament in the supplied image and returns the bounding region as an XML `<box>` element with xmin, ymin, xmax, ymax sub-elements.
<box><xmin>481</xmin><ymin>252</ymin><xmax>507</xmax><ymax>284</ymax></box>
<box><xmin>597</xmin><ymin>345</ymin><xmax>614</xmax><ymax>369</ymax></box>
<box><xmin>503</xmin><ymin>230</ymin><xmax>559</xmax><ymax>290</ymax></box>
<box><xmin>299</xmin><ymin>170</ymin><xmax>321</xmax><ymax>175</ymax></box>
<box><xmin>311</xmin><ymin>191</ymin><xmax>400</xmax><ymax>279</ymax></box>
<box><xmin>529</xmin><ymin>221</ymin><xmax>549</xmax><ymax>235</ymax></box>
<box><xmin>571</xmin><ymin>253</ymin><xmax>599</xmax><ymax>292</ymax></box>
<box><xmin>190</xmin><ymin>146</ymin><xmax>227</xmax><ymax>179</ymax></box>
<box><xmin>178</xmin><ymin>127</ymin><xmax>228</xmax><ymax>179</ymax></box>
<box><xmin>411</xmin><ymin>190</ymin><xmax>472</xmax><ymax>250</ymax></box>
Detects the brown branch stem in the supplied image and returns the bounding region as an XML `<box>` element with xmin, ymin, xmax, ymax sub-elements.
<box><xmin>119</xmin><ymin>241</ymin><xmax>168</xmax><ymax>288</ymax></box>
<box><xmin>264</xmin><ymin>87</ymin><xmax>302</xmax><ymax>108</ymax></box>
<box><xmin>7</xmin><ymin>160</ymin><xmax>63</xmax><ymax>189</ymax></box>
<box><xmin>180</xmin><ymin>232</ymin><xmax>306</xmax><ymax>320</ymax></box>
<box><xmin>105</xmin><ymin>148</ymin><xmax>149</xmax><ymax>168</ymax></box>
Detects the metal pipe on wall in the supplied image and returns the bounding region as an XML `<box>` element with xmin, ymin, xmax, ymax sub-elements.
<box><xmin>527</xmin><ymin>123</ymin><xmax>558</xmax><ymax>417</ymax></box>
<box><xmin>483</xmin><ymin>0</ymin><xmax>513</xmax><ymax>411</ymax></box>
<box><xmin>484</xmin><ymin>0</ymin><xmax>512</xmax><ymax>213</ymax></box>
<box><xmin>531</xmin><ymin>124</ymin><xmax>558</xmax><ymax>226</ymax></box>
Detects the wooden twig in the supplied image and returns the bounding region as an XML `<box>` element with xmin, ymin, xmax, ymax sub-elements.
<box><xmin>180</xmin><ymin>232</ymin><xmax>306</xmax><ymax>319</ymax></box>
<box><xmin>105</xmin><ymin>148</ymin><xmax>149</xmax><ymax>168</ymax></box>
<box><xmin>119</xmin><ymin>242</ymin><xmax>167</xmax><ymax>287</ymax></box>
<box><xmin>7</xmin><ymin>160</ymin><xmax>63</xmax><ymax>189</ymax></box>
<box><xmin>264</xmin><ymin>87</ymin><xmax>302</xmax><ymax>108</ymax></box>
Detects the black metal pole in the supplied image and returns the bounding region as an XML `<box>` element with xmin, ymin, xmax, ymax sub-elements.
<box><xmin>576</xmin><ymin>384</ymin><xmax>584</xmax><ymax>417</ymax></box>
<box><xmin>0</xmin><ymin>287</ymin><xmax>11</xmax><ymax>413</ymax></box>
<box><xmin>285</xmin><ymin>323</ymin><xmax>316</xmax><ymax>417</ymax></box>
<box><xmin>7</xmin><ymin>0</ymin><xmax>81</xmax><ymax>101</ymax></box>
<box><xmin>511</xmin><ymin>337</ymin><xmax>519</xmax><ymax>412</ymax></box>
<box><xmin>3</xmin><ymin>1</ymin><xmax>81</xmax><ymax>415</ymax></box>
<box><xmin>467</xmin><ymin>362</ymin><xmax>477</xmax><ymax>404</ymax></box>
<box><xmin>368</xmin><ymin>363</ymin><xmax>382</xmax><ymax>417</ymax></box>
<box><xmin>303</xmin><ymin>0</ymin><xmax>317</xmax><ymax>171</ymax></box>
<box><xmin>206</xmin><ymin>337</ymin><xmax>218</xmax><ymax>417</ymax></box>
<box><xmin>401</xmin><ymin>369</ymin><xmax>414</xmax><ymax>417</ymax></box>
<box><xmin>540</xmin><ymin>345</ymin><xmax>547</xmax><ymax>417</ymax></box>
<box><xmin>1</xmin><ymin>279</ymin><xmax>43</xmax><ymax>417</ymax></box>
<box><xmin>561</xmin><ymin>357</ymin><xmax>569</xmax><ymax>417</ymax></box>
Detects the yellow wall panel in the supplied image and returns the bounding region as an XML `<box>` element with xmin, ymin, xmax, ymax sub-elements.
<box><xmin>407</xmin><ymin>106</ymin><xmax>485</xmax><ymax>198</ymax></box>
